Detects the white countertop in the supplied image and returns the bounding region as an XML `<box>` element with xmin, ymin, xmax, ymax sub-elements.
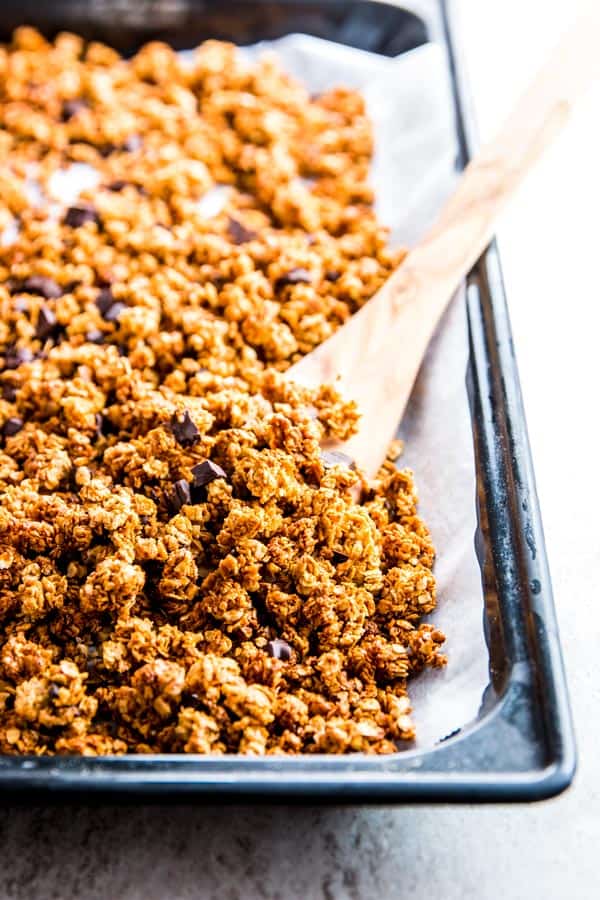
<box><xmin>2</xmin><ymin>3</ymin><xmax>598</xmax><ymax>898</ymax></box>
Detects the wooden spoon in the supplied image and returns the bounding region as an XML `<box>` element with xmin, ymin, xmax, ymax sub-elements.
<box><xmin>287</xmin><ymin>11</ymin><xmax>600</xmax><ymax>478</ymax></box>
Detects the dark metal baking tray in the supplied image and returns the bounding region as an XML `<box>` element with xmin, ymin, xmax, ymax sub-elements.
<box><xmin>0</xmin><ymin>0</ymin><xmax>576</xmax><ymax>802</ymax></box>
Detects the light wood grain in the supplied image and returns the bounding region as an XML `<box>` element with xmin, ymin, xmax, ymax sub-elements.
<box><xmin>287</xmin><ymin>10</ymin><xmax>600</xmax><ymax>477</ymax></box>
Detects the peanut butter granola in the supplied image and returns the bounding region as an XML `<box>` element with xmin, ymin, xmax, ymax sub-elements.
<box><xmin>0</xmin><ymin>27</ymin><xmax>445</xmax><ymax>756</ymax></box>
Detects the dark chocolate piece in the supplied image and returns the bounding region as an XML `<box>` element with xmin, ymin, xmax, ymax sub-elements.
<box><xmin>332</xmin><ymin>551</ymin><xmax>349</xmax><ymax>565</ymax></box>
<box><xmin>95</xmin><ymin>287</ymin><xmax>115</xmax><ymax>317</ymax></box>
<box><xmin>191</xmin><ymin>459</ymin><xmax>227</xmax><ymax>488</ymax></box>
<box><xmin>36</xmin><ymin>307</ymin><xmax>58</xmax><ymax>341</ymax></box>
<box><xmin>103</xmin><ymin>302</ymin><xmax>126</xmax><ymax>323</ymax></box>
<box><xmin>2</xmin><ymin>417</ymin><xmax>24</xmax><ymax>438</ymax></box>
<box><xmin>320</xmin><ymin>449</ymin><xmax>356</xmax><ymax>470</ymax></box>
<box><xmin>275</xmin><ymin>268</ymin><xmax>312</xmax><ymax>290</ymax></box>
<box><xmin>85</xmin><ymin>329</ymin><xmax>104</xmax><ymax>344</ymax></box>
<box><xmin>98</xmin><ymin>411</ymin><xmax>118</xmax><ymax>436</ymax></box>
<box><xmin>48</xmin><ymin>683</ymin><xmax>61</xmax><ymax>700</ymax></box>
<box><xmin>170</xmin><ymin>479</ymin><xmax>191</xmax><ymax>513</ymax></box>
<box><xmin>94</xmin><ymin>287</ymin><xmax>125</xmax><ymax>324</ymax></box>
<box><xmin>209</xmin><ymin>273</ymin><xmax>227</xmax><ymax>290</ymax></box>
<box><xmin>325</xmin><ymin>270</ymin><xmax>341</xmax><ymax>282</ymax></box>
<box><xmin>1</xmin><ymin>384</ymin><xmax>17</xmax><ymax>403</ymax></box>
<box><xmin>60</xmin><ymin>98</ymin><xmax>88</xmax><ymax>122</ymax></box>
<box><xmin>266</xmin><ymin>639</ymin><xmax>292</xmax><ymax>661</ymax></box>
<box><xmin>85</xmin><ymin>644</ymin><xmax>99</xmax><ymax>674</ymax></box>
<box><xmin>170</xmin><ymin>410</ymin><xmax>200</xmax><ymax>447</ymax></box>
<box><xmin>106</xmin><ymin>180</ymin><xmax>128</xmax><ymax>192</ymax></box>
<box><xmin>16</xmin><ymin>276</ymin><xmax>63</xmax><ymax>299</ymax></box>
<box><xmin>64</xmin><ymin>205</ymin><xmax>101</xmax><ymax>228</ymax></box>
<box><xmin>227</xmin><ymin>218</ymin><xmax>258</xmax><ymax>245</ymax></box>
<box><xmin>3</xmin><ymin>346</ymin><xmax>34</xmax><ymax>370</ymax></box>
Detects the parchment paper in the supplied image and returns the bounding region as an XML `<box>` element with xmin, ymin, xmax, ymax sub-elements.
<box><xmin>245</xmin><ymin>36</ymin><xmax>489</xmax><ymax>748</ymax></box>
<box><xmin>4</xmin><ymin>37</ymin><xmax>489</xmax><ymax>749</ymax></box>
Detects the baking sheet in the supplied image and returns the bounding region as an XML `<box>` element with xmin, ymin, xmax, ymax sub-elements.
<box><xmin>246</xmin><ymin>36</ymin><xmax>489</xmax><ymax>748</ymax></box>
<box><xmin>4</xmin><ymin>35</ymin><xmax>489</xmax><ymax>750</ymax></box>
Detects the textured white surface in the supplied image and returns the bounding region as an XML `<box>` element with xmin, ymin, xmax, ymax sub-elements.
<box><xmin>2</xmin><ymin>2</ymin><xmax>599</xmax><ymax>898</ymax></box>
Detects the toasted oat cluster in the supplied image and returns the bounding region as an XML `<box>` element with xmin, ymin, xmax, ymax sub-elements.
<box><xmin>0</xmin><ymin>27</ymin><xmax>445</xmax><ymax>755</ymax></box>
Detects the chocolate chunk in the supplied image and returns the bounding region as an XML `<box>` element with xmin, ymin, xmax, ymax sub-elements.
<box><xmin>3</xmin><ymin>346</ymin><xmax>33</xmax><ymax>370</ymax></box>
<box><xmin>64</xmin><ymin>205</ymin><xmax>101</xmax><ymax>228</ymax></box>
<box><xmin>104</xmin><ymin>301</ymin><xmax>126</xmax><ymax>323</ymax></box>
<box><xmin>227</xmin><ymin>218</ymin><xmax>258</xmax><ymax>245</ymax></box>
<box><xmin>320</xmin><ymin>449</ymin><xmax>356</xmax><ymax>470</ymax></box>
<box><xmin>98</xmin><ymin>412</ymin><xmax>118</xmax><ymax>436</ymax></box>
<box><xmin>325</xmin><ymin>270</ymin><xmax>341</xmax><ymax>282</ymax></box>
<box><xmin>15</xmin><ymin>276</ymin><xmax>63</xmax><ymax>299</ymax></box>
<box><xmin>98</xmin><ymin>143</ymin><xmax>116</xmax><ymax>158</ymax></box>
<box><xmin>94</xmin><ymin>288</ymin><xmax>125</xmax><ymax>324</ymax></box>
<box><xmin>60</xmin><ymin>98</ymin><xmax>88</xmax><ymax>122</ymax></box>
<box><xmin>191</xmin><ymin>459</ymin><xmax>227</xmax><ymax>488</ymax></box>
<box><xmin>85</xmin><ymin>644</ymin><xmax>99</xmax><ymax>675</ymax></box>
<box><xmin>170</xmin><ymin>479</ymin><xmax>191</xmax><ymax>514</ymax></box>
<box><xmin>95</xmin><ymin>287</ymin><xmax>115</xmax><ymax>317</ymax></box>
<box><xmin>266</xmin><ymin>639</ymin><xmax>292</xmax><ymax>661</ymax></box>
<box><xmin>1</xmin><ymin>384</ymin><xmax>17</xmax><ymax>403</ymax></box>
<box><xmin>275</xmin><ymin>268</ymin><xmax>312</xmax><ymax>291</ymax></box>
<box><xmin>85</xmin><ymin>328</ymin><xmax>104</xmax><ymax>344</ymax></box>
<box><xmin>332</xmin><ymin>551</ymin><xmax>349</xmax><ymax>565</ymax></box>
<box><xmin>36</xmin><ymin>307</ymin><xmax>58</xmax><ymax>341</ymax></box>
<box><xmin>210</xmin><ymin>273</ymin><xmax>227</xmax><ymax>290</ymax></box>
<box><xmin>187</xmin><ymin>691</ymin><xmax>207</xmax><ymax>710</ymax></box>
<box><xmin>107</xmin><ymin>180</ymin><xmax>128</xmax><ymax>192</ymax></box>
<box><xmin>2</xmin><ymin>417</ymin><xmax>23</xmax><ymax>438</ymax></box>
<box><xmin>170</xmin><ymin>410</ymin><xmax>200</xmax><ymax>447</ymax></box>
<box><xmin>48</xmin><ymin>683</ymin><xmax>61</xmax><ymax>700</ymax></box>
<box><xmin>122</xmin><ymin>134</ymin><xmax>142</xmax><ymax>152</ymax></box>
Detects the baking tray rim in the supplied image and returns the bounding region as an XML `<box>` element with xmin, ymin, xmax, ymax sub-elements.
<box><xmin>0</xmin><ymin>0</ymin><xmax>576</xmax><ymax>802</ymax></box>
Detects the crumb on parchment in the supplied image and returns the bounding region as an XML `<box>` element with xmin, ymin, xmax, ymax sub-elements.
<box><xmin>0</xmin><ymin>28</ymin><xmax>445</xmax><ymax>756</ymax></box>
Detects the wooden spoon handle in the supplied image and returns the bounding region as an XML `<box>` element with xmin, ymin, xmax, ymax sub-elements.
<box><xmin>289</xmin><ymin>11</ymin><xmax>600</xmax><ymax>477</ymax></box>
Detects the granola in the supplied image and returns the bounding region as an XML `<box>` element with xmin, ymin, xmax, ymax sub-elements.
<box><xmin>0</xmin><ymin>28</ymin><xmax>445</xmax><ymax>756</ymax></box>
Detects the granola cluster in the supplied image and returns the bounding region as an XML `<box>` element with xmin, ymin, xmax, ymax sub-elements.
<box><xmin>0</xmin><ymin>28</ymin><xmax>445</xmax><ymax>756</ymax></box>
